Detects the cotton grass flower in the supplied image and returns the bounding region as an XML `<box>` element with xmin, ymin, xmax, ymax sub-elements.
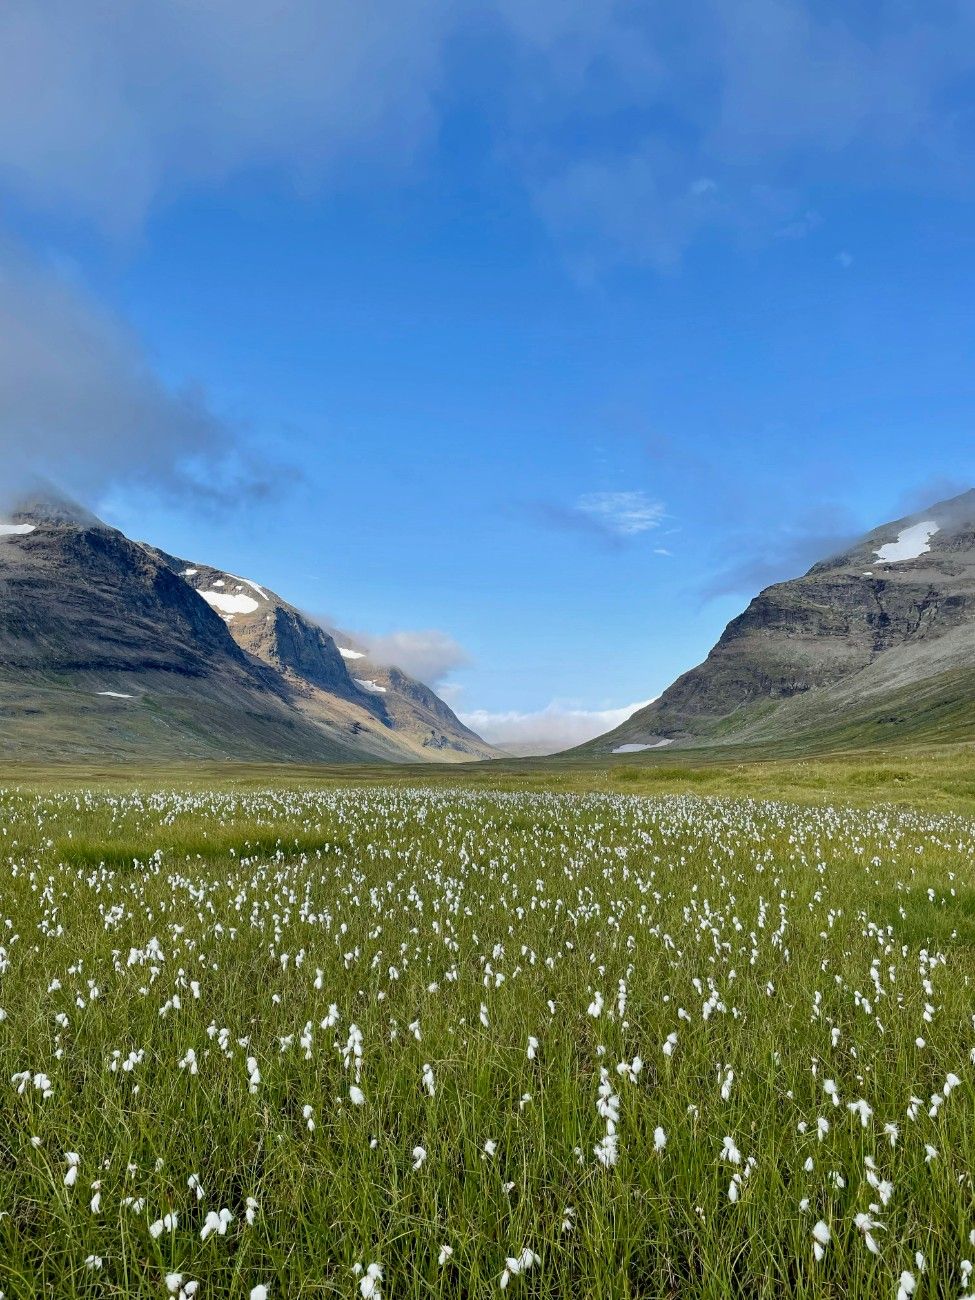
<box><xmin>594</xmin><ymin>1133</ymin><xmax>619</xmax><ymax>1168</ymax></box>
<box><xmin>721</xmin><ymin>1136</ymin><xmax>741</xmax><ymax>1165</ymax></box>
<box><xmin>200</xmin><ymin>1207</ymin><xmax>233</xmax><ymax>1241</ymax></box>
<box><xmin>812</xmin><ymin>1220</ymin><xmax>830</xmax><ymax>1262</ymax></box>
<box><xmin>846</xmin><ymin>1097</ymin><xmax>873</xmax><ymax>1127</ymax></box>
<box><xmin>150</xmin><ymin>1213</ymin><xmax>177</xmax><ymax>1239</ymax></box>
<box><xmin>853</xmin><ymin>1212</ymin><xmax>883</xmax><ymax>1255</ymax></box>
<box><xmin>499</xmin><ymin>1248</ymin><xmax>539</xmax><ymax>1289</ymax></box>
<box><xmin>359</xmin><ymin>1263</ymin><xmax>382</xmax><ymax>1298</ymax></box>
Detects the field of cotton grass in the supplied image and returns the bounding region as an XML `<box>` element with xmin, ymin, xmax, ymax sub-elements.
<box><xmin>2</xmin><ymin>783</ymin><xmax>975</xmax><ymax>1297</ymax></box>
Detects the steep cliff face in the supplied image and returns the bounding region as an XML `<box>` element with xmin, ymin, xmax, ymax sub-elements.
<box><xmin>143</xmin><ymin>551</ymin><xmax>358</xmax><ymax>698</ymax></box>
<box><xmin>586</xmin><ymin>489</ymin><xmax>975</xmax><ymax>754</ymax></box>
<box><xmin>149</xmin><ymin>552</ymin><xmax>502</xmax><ymax>763</ymax></box>
<box><xmin>0</xmin><ymin>509</ymin><xmax>246</xmax><ymax>675</ymax></box>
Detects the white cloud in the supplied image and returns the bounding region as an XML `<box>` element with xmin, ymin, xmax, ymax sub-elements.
<box><xmin>576</xmin><ymin>491</ymin><xmax>665</xmax><ymax>537</ymax></box>
<box><xmin>352</xmin><ymin>628</ymin><xmax>470</xmax><ymax>686</ymax></box>
<box><xmin>459</xmin><ymin>697</ymin><xmax>654</xmax><ymax>756</ymax></box>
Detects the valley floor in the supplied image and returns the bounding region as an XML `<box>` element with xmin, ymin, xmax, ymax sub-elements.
<box><xmin>1</xmin><ymin>751</ymin><xmax>974</xmax><ymax>1295</ymax></box>
<box><xmin>4</xmin><ymin>739</ymin><xmax>975</xmax><ymax>813</ymax></box>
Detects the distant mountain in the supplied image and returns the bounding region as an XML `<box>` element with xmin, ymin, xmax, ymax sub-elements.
<box><xmin>0</xmin><ymin>495</ymin><xmax>499</xmax><ymax>764</ymax></box>
<box><xmin>581</xmin><ymin>489</ymin><xmax>975</xmax><ymax>756</ymax></box>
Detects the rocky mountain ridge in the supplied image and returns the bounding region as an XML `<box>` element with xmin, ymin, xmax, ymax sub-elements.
<box><xmin>584</xmin><ymin>488</ymin><xmax>975</xmax><ymax>755</ymax></box>
<box><xmin>0</xmin><ymin>496</ymin><xmax>498</xmax><ymax>764</ymax></box>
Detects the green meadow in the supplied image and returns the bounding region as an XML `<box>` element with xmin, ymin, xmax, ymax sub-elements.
<box><xmin>0</xmin><ymin>745</ymin><xmax>973</xmax><ymax>1296</ymax></box>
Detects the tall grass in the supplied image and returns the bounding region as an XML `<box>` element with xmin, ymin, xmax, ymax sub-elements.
<box><xmin>0</xmin><ymin>784</ymin><xmax>971</xmax><ymax>1296</ymax></box>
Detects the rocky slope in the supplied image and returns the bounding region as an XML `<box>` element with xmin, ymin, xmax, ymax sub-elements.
<box><xmin>584</xmin><ymin>489</ymin><xmax>975</xmax><ymax>755</ymax></box>
<box><xmin>0</xmin><ymin>496</ymin><xmax>498</xmax><ymax>763</ymax></box>
<box><xmin>147</xmin><ymin>549</ymin><xmax>499</xmax><ymax>763</ymax></box>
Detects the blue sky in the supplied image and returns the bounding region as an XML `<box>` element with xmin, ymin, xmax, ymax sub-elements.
<box><xmin>1</xmin><ymin>2</ymin><xmax>975</xmax><ymax>750</ymax></box>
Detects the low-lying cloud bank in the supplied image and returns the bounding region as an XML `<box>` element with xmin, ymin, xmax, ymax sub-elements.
<box><xmin>459</xmin><ymin>698</ymin><xmax>655</xmax><ymax>756</ymax></box>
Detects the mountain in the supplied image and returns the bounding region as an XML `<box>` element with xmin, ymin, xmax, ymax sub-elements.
<box><xmin>0</xmin><ymin>495</ymin><xmax>499</xmax><ymax>764</ymax></box>
<box><xmin>144</xmin><ymin>547</ymin><xmax>499</xmax><ymax>763</ymax></box>
<box><xmin>583</xmin><ymin>489</ymin><xmax>975</xmax><ymax>756</ymax></box>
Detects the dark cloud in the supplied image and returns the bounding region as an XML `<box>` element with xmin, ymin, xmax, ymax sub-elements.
<box><xmin>0</xmin><ymin>0</ymin><xmax>451</xmax><ymax>233</ymax></box>
<box><xmin>0</xmin><ymin>1</ymin><xmax>972</xmax><ymax>265</ymax></box>
<box><xmin>894</xmin><ymin>476</ymin><xmax>973</xmax><ymax>518</ymax></box>
<box><xmin>501</xmin><ymin>0</ymin><xmax>975</xmax><ymax>272</ymax></box>
<box><xmin>699</xmin><ymin>504</ymin><xmax>860</xmax><ymax>602</ymax></box>
<box><xmin>0</xmin><ymin>243</ymin><xmax>294</xmax><ymax>508</ymax></box>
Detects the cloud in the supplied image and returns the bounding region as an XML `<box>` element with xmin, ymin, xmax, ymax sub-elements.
<box><xmin>333</xmin><ymin>627</ymin><xmax>470</xmax><ymax>687</ymax></box>
<box><xmin>0</xmin><ymin>0</ymin><xmax>451</xmax><ymax>232</ymax></box>
<box><xmin>526</xmin><ymin>491</ymin><xmax>667</xmax><ymax>543</ymax></box>
<box><xmin>532</xmin><ymin>149</ymin><xmax>715</xmax><ymax>274</ymax></box>
<box><xmin>700</xmin><ymin>478</ymin><xmax>975</xmax><ymax>604</ymax></box>
<box><xmin>0</xmin><ymin>242</ymin><xmax>284</xmax><ymax>506</ymax></box>
<box><xmin>698</xmin><ymin>505</ymin><xmax>861</xmax><ymax>601</ymax></box>
<box><xmin>0</xmin><ymin>2</ymin><xmax>970</xmax><ymax>266</ymax></box>
<box><xmin>709</xmin><ymin>0</ymin><xmax>962</xmax><ymax>166</ymax></box>
<box><xmin>775</xmin><ymin>210</ymin><xmax>822</xmax><ymax>241</ymax></box>
<box><xmin>492</xmin><ymin>0</ymin><xmax>975</xmax><ymax>271</ymax></box>
<box><xmin>577</xmin><ymin>491</ymin><xmax>666</xmax><ymax>536</ymax></box>
<box><xmin>460</xmin><ymin>697</ymin><xmax>654</xmax><ymax>756</ymax></box>
<box><xmin>894</xmin><ymin>477</ymin><xmax>973</xmax><ymax>518</ymax></box>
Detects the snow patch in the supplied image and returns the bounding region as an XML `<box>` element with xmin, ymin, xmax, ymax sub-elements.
<box><xmin>612</xmin><ymin>740</ymin><xmax>673</xmax><ymax>754</ymax></box>
<box><xmin>354</xmin><ymin>677</ymin><xmax>387</xmax><ymax>694</ymax></box>
<box><xmin>0</xmin><ymin>523</ymin><xmax>36</xmax><ymax>536</ymax></box>
<box><xmin>233</xmin><ymin>575</ymin><xmax>268</xmax><ymax>601</ymax></box>
<box><xmin>199</xmin><ymin>590</ymin><xmax>259</xmax><ymax>615</ymax></box>
<box><xmin>97</xmin><ymin>691</ymin><xmax>134</xmax><ymax>699</ymax></box>
<box><xmin>339</xmin><ymin>646</ymin><xmax>365</xmax><ymax>660</ymax></box>
<box><xmin>874</xmin><ymin>520</ymin><xmax>939</xmax><ymax>563</ymax></box>
<box><xmin>181</xmin><ymin>568</ymin><xmax>198</xmax><ymax>577</ymax></box>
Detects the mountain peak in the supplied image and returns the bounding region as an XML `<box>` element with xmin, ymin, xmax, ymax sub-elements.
<box><xmin>4</xmin><ymin>486</ymin><xmax>106</xmax><ymax>530</ymax></box>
